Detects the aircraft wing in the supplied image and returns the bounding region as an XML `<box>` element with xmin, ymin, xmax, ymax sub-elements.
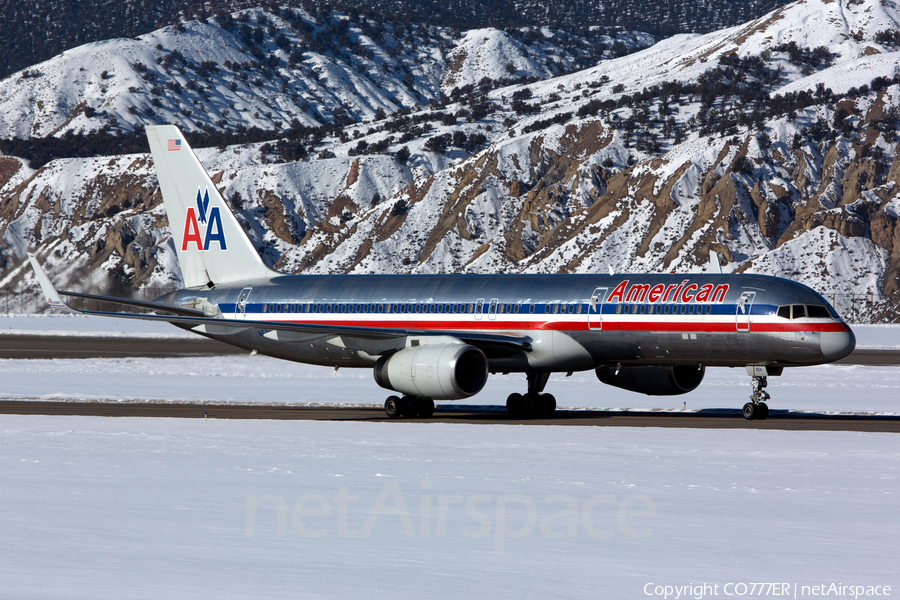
<box><xmin>28</xmin><ymin>254</ymin><xmax>532</xmax><ymax>351</ymax></box>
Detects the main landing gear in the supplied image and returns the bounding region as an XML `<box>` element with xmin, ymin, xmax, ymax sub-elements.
<box><xmin>507</xmin><ymin>372</ymin><xmax>556</xmax><ymax>418</ymax></box>
<box><xmin>742</xmin><ymin>373</ymin><xmax>771</xmax><ymax>420</ymax></box>
<box><xmin>384</xmin><ymin>395</ymin><xmax>435</xmax><ymax>419</ymax></box>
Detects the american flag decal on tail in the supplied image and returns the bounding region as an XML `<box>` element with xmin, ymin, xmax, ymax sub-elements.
<box><xmin>168</xmin><ymin>139</ymin><xmax>181</xmax><ymax>151</ymax></box>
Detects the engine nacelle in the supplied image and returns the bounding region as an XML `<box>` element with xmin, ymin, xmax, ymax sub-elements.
<box><xmin>595</xmin><ymin>365</ymin><xmax>705</xmax><ymax>396</ymax></box>
<box><xmin>374</xmin><ymin>344</ymin><xmax>489</xmax><ymax>400</ymax></box>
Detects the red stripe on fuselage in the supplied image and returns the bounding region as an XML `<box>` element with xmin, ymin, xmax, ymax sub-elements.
<box><xmin>245</xmin><ymin>316</ymin><xmax>850</xmax><ymax>334</ymax></box>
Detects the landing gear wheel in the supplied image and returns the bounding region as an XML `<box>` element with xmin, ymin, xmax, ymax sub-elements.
<box><xmin>537</xmin><ymin>393</ymin><xmax>556</xmax><ymax>416</ymax></box>
<box><xmin>521</xmin><ymin>393</ymin><xmax>538</xmax><ymax>417</ymax></box>
<box><xmin>417</xmin><ymin>398</ymin><xmax>435</xmax><ymax>418</ymax></box>
<box><xmin>506</xmin><ymin>393</ymin><xmax>524</xmax><ymax>417</ymax></box>
<box><xmin>399</xmin><ymin>395</ymin><xmax>417</xmax><ymax>418</ymax></box>
<box><xmin>384</xmin><ymin>396</ymin><xmax>402</xmax><ymax>419</ymax></box>
<box><xmin>742</xmin><ymin>402</ymin><xmax>757</xmax><ymax>420</ymax></box>
<box><xmin>757</xmin><ymin>403</ymin><xmax>769</xmax><ymax>420</ymax></box>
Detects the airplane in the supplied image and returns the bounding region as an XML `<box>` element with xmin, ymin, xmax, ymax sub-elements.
<box><xmin>28</xmin><ymin>124</ymin><xmax>856</xmax><ymax>420</ymax></box>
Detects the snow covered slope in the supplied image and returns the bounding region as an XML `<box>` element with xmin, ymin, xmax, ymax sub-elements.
<box><xmin>0</xmin><ymin>9</ymin><xmax>640</xmax><ymax>138</ymax></box>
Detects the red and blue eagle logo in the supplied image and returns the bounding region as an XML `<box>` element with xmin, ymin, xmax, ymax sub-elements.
<box><xmin>181</xmin><ymin>189</ymin><xmax>227</xmax><ymax>251</ymax></box>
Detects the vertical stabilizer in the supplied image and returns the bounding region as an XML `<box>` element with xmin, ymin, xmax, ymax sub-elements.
<box><xmin>145</xmin><ymin>125</ymin><xmax>279</xmax><ymax>288</ymax></box>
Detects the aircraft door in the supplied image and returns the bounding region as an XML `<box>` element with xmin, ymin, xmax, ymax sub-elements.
<box><xmin>236</xmin><ymin>287</ymin><xmax>253</xmax><ymax>319</ymax></box>
<box><xmin>475</xmin><ymin>298</ymin><xmax>484</xmax><ymax>320</ymax></box>
<box><xmin>588</xmin><ymin>287</ymin><xmax>608</xmax><ymax>331</ymax></box>
<box><xmin>488</xmin><ymin>298</ymin><xmax>498</xmax><ymax>320</ymax></box>
<box><xmin>736</xmin><ymin>291</ymin><xmax>756</xmax><ymax>332</ymax></box>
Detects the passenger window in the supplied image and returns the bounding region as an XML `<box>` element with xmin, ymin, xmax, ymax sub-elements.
<box><xmin>528</xmin><ymin>304</ymin><xmax>535</xmax><ymax>314</ymax></box>
<box><xmin>706</xmin><ymin>306</ymin><xmax>712</xmax><ymax>314</ymax></box>
<box><xmin>467</xmin><ymin>304</ymin><xmax>474</xmax><ymax>312</ymax></box>
<box><xmin>499</xmin><ymin>305</ymin><xmax>505</xmax><ymax>314</ymax></box>
<box><xmin>576</xmin><ymin>305</ymin><xmax>582</xmax><ymax>314</ymax></box>
<box><xmin>792</xmin><ymin>304</ymin><xmax>806</xmax><ymax>319</ymax></box>
<box><xmin>777</xmin><ymin>305</ymin><xmax>790</xmax><ymax>319</ymax></box>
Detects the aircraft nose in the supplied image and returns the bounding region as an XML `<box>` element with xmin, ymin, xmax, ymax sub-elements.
<box><xmin>820</xmin><ymin>329</ymin><xmax>856</xmax><ymax>361</ymax></box>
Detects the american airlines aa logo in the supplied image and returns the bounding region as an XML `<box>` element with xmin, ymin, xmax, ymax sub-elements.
<box><xmin>182</xmin><ymin>188</ymin><xmax>227</xmax><ymax>251</ymax></box>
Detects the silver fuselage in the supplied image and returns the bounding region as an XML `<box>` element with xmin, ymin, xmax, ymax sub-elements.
<box><xmin>156</xmin><ymin>272</ymin><xmax>855</xmax><ymax>373</ymax></box>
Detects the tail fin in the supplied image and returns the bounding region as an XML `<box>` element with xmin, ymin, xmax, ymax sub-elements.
<box><xmin>145</xmin><ymin>125</ymin><xmax>279</xmax><ymax>288</ymax></box>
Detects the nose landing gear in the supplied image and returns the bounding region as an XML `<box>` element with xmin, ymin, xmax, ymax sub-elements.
<box><xmin>743</xmin><ymin>366</ymin><xmax>777</xmax><ymax>420</ymax></box>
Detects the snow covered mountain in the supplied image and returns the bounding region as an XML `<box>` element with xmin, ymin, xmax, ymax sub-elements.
<box><xmin>2</xmin><ymin>0</ymin><xmax>900</xmax><ymax>322</ymax></box>
<box><xmin>0</xmin><ymin>9</ymin><xmax>644</xmax><ymax>138</ymax></box>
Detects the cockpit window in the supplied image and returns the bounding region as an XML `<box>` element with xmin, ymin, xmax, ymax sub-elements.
<box><xmin>806</xmin><ymin>305</ymin><xmax>831</xmax><ymax>319</ymax></box>
<box><xmin>777</xmin><ymin>304</ymin><xmax>834</xmax><ymax>319</ymax></box>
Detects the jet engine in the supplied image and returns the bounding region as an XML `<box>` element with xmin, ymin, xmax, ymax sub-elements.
<box><xmin>595</xmin><ymin>365</ymin><xmax>705</xmax><ymax>396</ymax></box>
<box><xmin>374</xmin><ymin>344</ymin><xmax>489</xmax><ymax>400</ymax></box>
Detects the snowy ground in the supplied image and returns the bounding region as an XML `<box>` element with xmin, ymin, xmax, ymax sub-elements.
<box><xmin>0</xmin><ymin>418</ymin><xmax>897</xmax><ymax>599</ymax></box>
<box><xmin>0</xmin><ymin>315</ymin><xmax>898</xmax><ymax>598</ymax></box>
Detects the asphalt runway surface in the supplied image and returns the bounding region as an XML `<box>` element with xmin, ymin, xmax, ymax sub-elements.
<box><xmin>0</xmin><ymin>400</ymin><xmax>896</xmax><ymax>432</ymax></box>
<box><xmin>1</xmin><ymin>334</ymin><xmax>897</xmax><ymax>432</ymax></box>
<box><xmin>0</xmin><ymin>334</ymin><xmax>245</xmax><ymax>359</ymax></box>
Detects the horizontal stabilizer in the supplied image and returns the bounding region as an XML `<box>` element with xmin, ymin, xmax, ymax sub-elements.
<box><xmin>28</xmin><ymin>253</ymin><xmax>68</xmax><ymax>310</ymax></box>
